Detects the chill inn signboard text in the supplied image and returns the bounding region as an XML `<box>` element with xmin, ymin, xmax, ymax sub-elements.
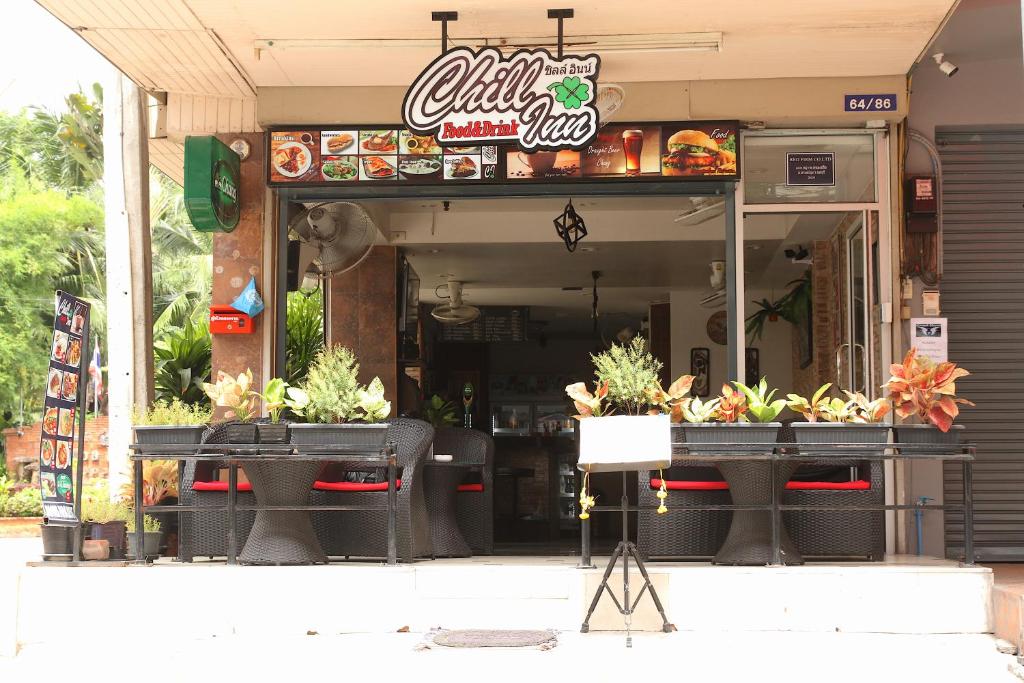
<box><xmin>402</xmin><ymin>47</ymin><xmax>601</xmax><ymax>152</ymax></box>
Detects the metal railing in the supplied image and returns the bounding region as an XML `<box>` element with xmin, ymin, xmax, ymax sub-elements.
<box><xmin>128</xmin><ymin>443</ymin><xmax>398</xmax><ymax>565</ymax></box>
<box><xmin>578</xmin><ymin>440</ymin><xmax>975</xmax><ymax>567</ymax></box>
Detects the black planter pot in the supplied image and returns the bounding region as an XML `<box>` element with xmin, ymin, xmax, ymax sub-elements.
<box><xmin>256</xmin><ymin>422</ymin><xmax>289</xmax><ymax>444</ymax></box>
<box><xmin>225</xmin><ymin>422</ymin><xmax>259</xmax><ymax>444</ymax></box>
<box><xmin>40</xmin><ymin>523</ymin><xmax>76</xmax><ymax>560</ymax></box>
<box><xmin>289</xmin><ymin>423</ymin><xmax>389</xmax><ymax>448</ymax></box>
<box><xmin>682</xmin><ymin>422</ymin><xmax>782</xmax><ymax>454</ymax></box>
<box><xmin>127</xmin><ymin>531</ymin><xmax>162</xmax><ymax>560</ymax></box>
<box><xmin>133</xmin><ymin>424</ymin><xmax>207</xmax><ymax>445</ymax></box>
<box><xmin>791</xmin><ymin>422</ymin><xmax>890</xmax><ymax>452</ymax></box>
<box><xmin>894</xmin><ymin>423</ymin><xmax>964</xmax><ymax>447</ymax></box>
<box><xmin>87</xmin><ymin>521</ymin><xmax>127</xmax><ymax>559</ymax></box>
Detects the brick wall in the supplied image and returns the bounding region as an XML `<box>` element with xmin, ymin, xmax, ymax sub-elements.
<box><xmin>3</xmin><ymin>416</ymin><xmax>110</xmax><ymax>483</ymax></box>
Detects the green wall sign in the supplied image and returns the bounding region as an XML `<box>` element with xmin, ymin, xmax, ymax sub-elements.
<box><xmin>184</xmin><ymin>136</ymin><xmax>240</xmax><ymax>233</ymax></box>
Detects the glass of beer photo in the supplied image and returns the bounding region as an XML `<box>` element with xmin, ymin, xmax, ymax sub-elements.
<box><xmin>622</xmin><ymin>129</ymin><xmax>644</xmax><ymax>176</ymax></box>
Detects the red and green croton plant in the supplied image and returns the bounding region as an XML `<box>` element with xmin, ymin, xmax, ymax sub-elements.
<box><xmin>883</xmin><ymin>348</ymin><xmax>973</xmax><ymax>432</ymax></box>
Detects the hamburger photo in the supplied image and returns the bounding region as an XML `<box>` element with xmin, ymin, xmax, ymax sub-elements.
<box><xmin>662</xmin><ymin>130</ymin><xmax>726</xmax><ymax>176</ymax></box>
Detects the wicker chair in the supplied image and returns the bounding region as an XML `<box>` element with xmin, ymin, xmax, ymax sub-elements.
<box><xmin>637</xmin><ymin>425</ymin><xmax>732</xmax><ymax>559</ymax></box>
<box><xmin>780</xmin><ymin>421</ymin><xmax>886</xmax><ymax>560</ymax></box>
<box><xmin>178</xmin><ymin>423</ymin><xmax>257</xmax><ymax>562</ymax></box>
<box><xmin>310</xmin><ymin>418</ymin><xmax>434</xmax><ymax>562</ymax></box>
<box><xmin>432</xmin><ymin>427</ymin><xmax>495</xmax><ymax>555</ymax></box>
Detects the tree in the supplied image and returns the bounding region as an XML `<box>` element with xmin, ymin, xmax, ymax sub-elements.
<box><xmin>0</xmin><ymin>175</ymin><xmax>103</xmax><ymax>420</ymax></box>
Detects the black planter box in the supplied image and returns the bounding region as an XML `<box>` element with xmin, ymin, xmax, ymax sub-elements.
<box><xmin>225</xmin><ymin>422</ymin><xmax>258</xmax><ymax>444</ymax></box>
<box><xmin>256</xmin><ymin>422</ymin><xmax>289</xmax><ymax>444</ymax></box>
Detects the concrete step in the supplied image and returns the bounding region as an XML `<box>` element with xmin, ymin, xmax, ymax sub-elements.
<box><xmin>8</xmin><ymin>555</ymin><xmax>992</xmax><ymax>654</ymax></box>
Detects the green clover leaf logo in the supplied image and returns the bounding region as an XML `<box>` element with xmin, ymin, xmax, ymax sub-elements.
<box><xmin>547</xmin><ymin>76</ymin><xmax>590</xmax><ymax>110</ymax></box>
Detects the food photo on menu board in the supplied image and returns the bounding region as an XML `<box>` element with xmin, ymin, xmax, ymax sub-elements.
<box><xmin>40</xmin><ymin>439</ymin><xmax>55</xmax><ymax>468</ymax></box>
<box><xmin>400</xmin><ymin>131</ymin><xmax>442</xmax><ymax>155</ymax></box>
<box><xmin>360</xmin><ymin>129</ymin><xmax>398</xmax><ymax>154</ymax></box>
<box><xmin>270</xmin><ymin>131</ymin><xmax>319</xmax><ymax>183</ymax></box>
<box><xmin>398</xmin><ymin>155</ymin><xmax>442</xmax><ymax>180</ymax></box>
<box><xmin>360</xmin><ymin>155</ymin><xmax>398</xmax><ymax>181</ymax></box>
<box><xmin>660</xmin><ymin>124</ymin><xmax>737</xmax><ymax>177</ymax></box>
<box><xmin>51</xmin><ymin>331</ymin><xmax>68</xmax><ymax>364</ymax></box>
<box><xmin>582</xmin><ymin>126</ymin><xmax>661</xmax><ymax>177</ymax></box>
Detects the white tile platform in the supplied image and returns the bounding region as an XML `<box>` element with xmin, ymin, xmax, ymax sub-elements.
<box><xmin>7</xmin><ymin>553</ymin><xmax>991</xmax><ymax>654</ymax></box>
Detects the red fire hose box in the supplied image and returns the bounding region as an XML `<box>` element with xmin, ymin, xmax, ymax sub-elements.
<box><xmin>209</xmin><ymin>305</ymin><xmax>253</xmax><ymax>334</ymax></box>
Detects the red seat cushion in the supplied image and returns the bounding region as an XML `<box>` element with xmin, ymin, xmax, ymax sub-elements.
<box><xmin>650</xmin><ymin>478</ymin><xmax>728</xmax><ymax>491</ymax></box>
<box><xmin>192</xmin><ymin>481</ymin><xmax>253</xmax><ymax>492</ymax></box>
<box><xmin>313</xmin><ymin>479</ymin><xmax>402</xmax><ymax>492</ymax></box>
<box><xmin>785</xmin><ymin>480</ymin><xmax>870</xmax><ymax>490</ymax></box>
<box><xmin>457</xmin><ymin>483</ymin><xmax>484</xmax><ymax>493</ymax></box>
<box><xmin>650</xmin><ymin>479</ymin><xmax>870</xmax><ymax>491</ymax></box>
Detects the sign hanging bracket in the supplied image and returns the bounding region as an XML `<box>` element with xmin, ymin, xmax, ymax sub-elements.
<box><xmin>432</xmin><ymin>11</ymin><xmax>458</xmax><ymax>54</ymax></box>
<box><xmin>547</xmin><ymin>8</ymin><xmax>574</xmax><ymax>58</ymax></box>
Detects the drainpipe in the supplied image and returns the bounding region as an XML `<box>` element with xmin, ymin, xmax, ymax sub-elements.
<box><xmin>915</xmin><ymin>496</ymin><xmax>934</xmax><ymax>555</ymax></box>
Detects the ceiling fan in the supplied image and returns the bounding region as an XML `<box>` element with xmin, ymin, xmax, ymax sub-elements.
<box><xmin>431</xmin><ymin>279</ymin><xmax>481</xmax><ymax>325</ymax></box>
<box><xmin>674</xmin><ymin>197</ymin><xmax>725</xmax><ymax>226</ymax></box>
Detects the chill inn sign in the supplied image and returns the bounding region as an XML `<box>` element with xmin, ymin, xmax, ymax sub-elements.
<box><xmin>402</xmin><ymin>47</ymin><xmax>601</xmax><ymax>152</ymax></box>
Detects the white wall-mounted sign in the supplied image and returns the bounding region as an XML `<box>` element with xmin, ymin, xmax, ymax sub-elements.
<box><xmin>402</xmin><ymin>47</ymin><xmax>601</xmax><ymax>153</ymax></box>
<box><xmin>911</xmin><ymin>317</ymin><xmax>947</xmax><ymax>364</ymax></box>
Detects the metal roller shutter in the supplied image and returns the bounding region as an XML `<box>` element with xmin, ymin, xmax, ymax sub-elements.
<box><xmin>937</xmin><ymin>127</ymin><xmax>1024</xmax><ymax>561</ymax></box>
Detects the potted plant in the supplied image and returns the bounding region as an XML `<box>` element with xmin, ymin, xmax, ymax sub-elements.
<box><xmin>423</xmin><ymin>395</ymin><xmax>459</xmax><ymax>428</ymax></box>
<box><xmin>289</xmin><ymin>345</ymin><xmax>388</xmax><ymax>448</ymax></box>
<box><xmin>202</xmin><ymin>369</ymin><xmax>258</xmax><ymax>443</ymax></box>
<box><xmin>683</xmin><ymin>378</ymin><xmax>783</xmax><ymax>452</ymax></box>
<box><xmin>566</xmin><ymin>337</ymin><xmax>691</xmax><ymax>517</ymax></box>
<box><xmin>132</xmin><ymin>398</ymin><xmax>211</xmax><ymax>446</ymax></box>
<box><xmin>883</xmin><ymin>348</ymin><xmax>973</xmax><ymax>445</ymax></box>
<box><xmin>81</xmin><ymin>494</ymin><xmax>130</xmax><ymax>560</ymax></box>
<box><xmin>252</xmin><ymin>377</ymin><xmax>301</xmax><ymax>443</ymax></box>
<box><xmin>787</xmin><ymin>383</ymin><xmax>891</xmax><ymax>447</ymax></box>
<box><xmin>126</xmin><ymin>512</ymin><xmax>162</xmax><ymax>559</ymax></box>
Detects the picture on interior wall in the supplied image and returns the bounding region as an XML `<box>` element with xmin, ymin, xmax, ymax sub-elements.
<box><xmin>690</xmin><ymin>348</ymin><xmax>710</xmax><ymax>397</ymax></box>
<box><xmin>706</xmin><ymin>310</ymin><xmax>728</xmax><ymax>346</ymax></box>
<box><xmin>745</xmin><ymin>348</ymin><xmax>760</xmax><ymax>387</ymax></box>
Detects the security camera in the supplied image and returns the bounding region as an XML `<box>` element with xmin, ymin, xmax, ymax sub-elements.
<box><xmin>932</xmin><ymin>53</ymin><xmax>959</xmax><ymax>78</ymax></box>
<box><xmin>784</xmin><ymin>245</ymin><xmax>810</xmax><ymax>262</ymax></box>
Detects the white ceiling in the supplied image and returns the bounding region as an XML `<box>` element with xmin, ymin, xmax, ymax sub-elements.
<box><xmin>39</xmin><ymin>0</ymin><xmax>956</xmax><ymax>95</ymax></box>
<box><xmin>368</xmin><ymin>196</ymin><xmax>854</xmax><ymax>331</ymax></box>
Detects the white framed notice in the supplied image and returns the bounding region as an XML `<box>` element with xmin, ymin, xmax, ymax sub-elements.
<box><xmin>911</xmin><ymin>317</ymin><xmax>947</xmax><ymax>363</ymax></box>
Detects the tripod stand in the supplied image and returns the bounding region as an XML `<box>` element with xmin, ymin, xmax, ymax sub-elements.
<box><xmin>581</xmin><ymin>471</ymin><xmax>675</xmax><ymax>646</ymax></box>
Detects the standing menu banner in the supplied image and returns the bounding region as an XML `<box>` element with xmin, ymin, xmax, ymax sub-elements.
<box><xmin>39</xmin><ymin>292</ymin><xmax>89</xmax><ymax>524</ymax></box>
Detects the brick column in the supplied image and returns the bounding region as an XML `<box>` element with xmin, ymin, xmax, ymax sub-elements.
<box><xmin>210</xmin><ymin>132</ymin><xmax>268</xmax><ymax>414</ymax></box>
<box><xmin>327</xmin><ymin>246</ymin><xmax>398</xmax><ymax>405</ymax></box>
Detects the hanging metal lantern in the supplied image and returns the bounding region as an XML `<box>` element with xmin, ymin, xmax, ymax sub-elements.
<box><xmin>554</xmin><ymin>199</ymin><xmax>587</xmax><ymax>252</ymax></box>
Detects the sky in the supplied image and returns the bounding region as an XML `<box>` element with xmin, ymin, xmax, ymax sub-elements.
<box><xmin>0</xmin><ymin>1</ymin><xmax>115</xmax><ymax>113</ymax></box>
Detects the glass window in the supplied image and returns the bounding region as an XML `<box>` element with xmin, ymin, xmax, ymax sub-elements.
<box><xmin>743</xmin><ymin>134</ymin><xmax>875</xmax><ymax>204</ymax></box>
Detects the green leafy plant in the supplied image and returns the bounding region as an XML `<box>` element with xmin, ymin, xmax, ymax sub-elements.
<box><xmin>591</xmin><ymin>337</ymin><xmax>664</xmax><ymax>415</ymax></box>
<box><xmin>817</xmin><ymin>397</ymin><xmax>858</xmax><ymax>423</ymax></box>
<box><xmin>745</xmin><ymin>271</ymin><xmax>812</xmax><ymax>342</ymax></box>
<box><xmin>302</xmin><ymin>346</ymin><xmax>362</xmax><ymax>423</ymax></box>
<box><xmin>423</xmin><ymin>395</ymin><xmax>459</xmax><ymax>427</ymax></box>
<box><xmin>125</xmin><ymin>513</ymin><xmax>162</xmax><ymax>534</ymax></box>
<box><xmin>202</xmin><ymin>369</ymin><xmax>256</xmax><ymax>422</ymax></box>
<box><xmin>2</xmin><ymin>485</ymin><xmax>42</xmax><ymax>517</ymax></box>
<box><xmin>81</xmin><ymin>496</ymin><xmax>130</xmax><ymax>524</ymax></box>
<box><xmin>153</xmin><ymin>318</ymin><xmax>212</xmax><ymax>405</ymax></box>
<box><xmin>547</xmin><ymin>76</ymin><xmax>589</xmax><ymax>110</ymax></box>
<box><xmin>681</xmin><ymin>396</ymin><xmax>721</xmax><ymax>423</ymax></box>
<box><xmin>357</xmin><ymin>377</ymin><xmax>391</xmax><ymax>423</ymax></box>
<box><xmin>733</xmin><ymin>378</ymin><xmax>786</xmax><ymax>422</ymax></box>
<box><xmin>285</xmin><ymin>289</ymin><xmax>324</xmax><ymax>386</ymax></box>
<box><xmin>133</xmin><ymin>398</ymin><xmax>211</xmax><ymax>426</ymax></box>
<box><xmin>256</xmin><ymin>378</ymin><xmax>290</xmax><ymax>423</ymax></box>
<box><xmin>785</xmin><ymin>383</ymin><xmax>833</xmax><ymax>422</ymax></box>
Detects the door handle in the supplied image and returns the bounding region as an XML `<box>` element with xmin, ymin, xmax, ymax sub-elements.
<box><xmin>853</xmin><ymin>343</ymin><xmax>867</xmax><ymax>394</ymax></box>
<box><xmin>835</xmin><ymin>343</ymin><xmax>849</xmax><ymax>390</ymax></box>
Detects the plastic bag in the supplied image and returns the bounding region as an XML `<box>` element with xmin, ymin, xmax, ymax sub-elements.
<box><xmin>231</xmin><ymin>277</ymin><xmax>264</xmax><ymax>318</ymax></box>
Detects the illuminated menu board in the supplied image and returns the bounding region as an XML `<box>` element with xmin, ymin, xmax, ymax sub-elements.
<box><xmin>266</xmin><ymin>122</ymin><xmax>739</xmax><ymax>187</ymax></box>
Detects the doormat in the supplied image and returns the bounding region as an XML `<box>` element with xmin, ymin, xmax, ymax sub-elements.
<box><xmin>428</xmin><ymin>629</ymin><xmax>558</xmax><ymax>650</ymax></box>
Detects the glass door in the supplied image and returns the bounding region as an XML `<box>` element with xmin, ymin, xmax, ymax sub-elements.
<box><xmin>740</xmin><ymin>211</ymin><xmax>874</xmax><ymax>401</ymax></box>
